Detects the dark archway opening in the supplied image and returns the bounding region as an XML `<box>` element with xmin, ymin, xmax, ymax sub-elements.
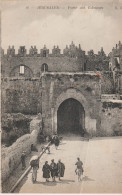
<box><xmin>57</xmin><ymin>98</ymin><xmax>85</xmax><ymax>136</ymax></box>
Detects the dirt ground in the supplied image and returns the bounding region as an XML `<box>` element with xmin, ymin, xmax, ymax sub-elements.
<box><xmin>12</xmin><ymin>136</ymin><xmax>122</xmax><ymax>193</ymax></box>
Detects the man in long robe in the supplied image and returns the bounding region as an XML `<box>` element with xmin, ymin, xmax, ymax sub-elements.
<box><xmin>57</xmin><ymin>159</ymin><xmax>65</xmax><ymax>181</ymax></box>
<box><xmin>42</xmin><ymin>161</ymin><xmax>50</xmax><ymax>182</ymax></box>
<box><xmin>50</xmin><ymin>159</ymin><xmax>57</xmax><ymax>182</ymax></box>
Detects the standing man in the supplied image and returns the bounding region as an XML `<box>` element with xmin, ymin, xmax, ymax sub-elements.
<box><xmin>21</xmin><ymin>151</ymin><xmax>26</xmax><ymax>170</ymax></box>
<box><xmin>57</xmin><ymin>159</ymin><xmax>65</xmax><ymax>181</ymax></box>
<box><xmin>75</xmin><ymin>157</ymin><xmax>84</xmax><ymax>181</ymax></box>
<box><xmin>30</xmin><ymin>158</ymin><xmax>39</xmax><ymax>183</ymax></box>
<box><xmin>54</xmin><ymin>135</ymin><xmax>60</xmax><ymax>150</ymax></box>
<box><xmin>42</xmin><ymin>161</ymin><xmax>50</xmax><ymax>182</ymax></box>
<box><xmin>50</xmin><ymin>159</ymin><xmax>57</xmax><ymax>182</ymax></box>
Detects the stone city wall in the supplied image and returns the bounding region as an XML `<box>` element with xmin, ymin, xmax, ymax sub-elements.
<box><xmin>1</xmin><ymin>56</ymin><xmax>84</xmax><ymax>77</ymax></box>
<box><xmin>1</xmin><ymin>78</ymin><xmax>42</xmax><ymax>114</ymax></box>
<box><xmin>100</xmin><ymin>101</ymin><xmax>122</xmax><ymax>136</ymax></box>
<box><xmin>1</xmin><ymin>117</ymin><xmax>41</xmax><ymax>182</ymax></box>
<box><xmin>100</xmin><ymin>71</ymin><xmax>114</xmax><ymax>94</ymax></box>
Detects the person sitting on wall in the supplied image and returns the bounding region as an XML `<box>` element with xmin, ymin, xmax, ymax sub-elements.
<box><xmin>31</xmin><ymin>144</ymin><xmax>38</xmax><ymax>152</ymax></box>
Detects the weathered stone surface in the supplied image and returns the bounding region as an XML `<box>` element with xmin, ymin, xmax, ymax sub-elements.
<box><xmin>100</xmin><ymin>103</ymin><xmax>122</xmax><ymax>136</ymax></box>
<box><xmin>41</xmin><ymin>73</ymin><xmax>101</xmax><ymax>135</ymax></box>
<box><xmin>1</xmin><ymin>117</ymin><xmax>41</xmax><ymax>182</ymax></box>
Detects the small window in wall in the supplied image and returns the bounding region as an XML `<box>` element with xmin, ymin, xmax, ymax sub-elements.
<box><xmin>41</xmin><ymin>63</ymin><xmax>48</xmax><ymax>72</ymax></box>
<box><xmin>20</xmin><ymin>65</ymin><xmax>24</xmax><ymax>74</ymax></box>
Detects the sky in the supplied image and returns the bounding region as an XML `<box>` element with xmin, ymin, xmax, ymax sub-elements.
<box><xmin>1</xmin><ymin>0</ymin><xmax>122</xmax><ymax>54</ymax></box>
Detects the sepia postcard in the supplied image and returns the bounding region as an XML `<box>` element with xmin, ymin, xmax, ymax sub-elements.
<box><xmin>1</xmin><ymin>0</ymin><xmax>122</xmax><ymax>193</ymax></box>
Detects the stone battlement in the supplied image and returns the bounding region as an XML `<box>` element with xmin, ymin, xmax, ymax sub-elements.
<box><xmin>1</xmin><ymin>41</ymin><xmax>108</xmax><ymax>59</ymax></box>
<box><xmin>111</xmin><ymin>41</ymin><xmax>122</xmax><ymax>57</ymax></box>
<box><xmin>1</xmin><ymin>42</ymin><xmax>85</xmax><ymax>57</ymax></box>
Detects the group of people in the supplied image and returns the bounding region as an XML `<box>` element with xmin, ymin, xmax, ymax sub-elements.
<box><xmin>20</xmin><ymin>134</ymin><xmax>60</xmax><ymax>172</ymax></box>
<box><xmin>42</xmin><ymin>159</ymin><xmax>65</xmax><ymax>182</ymax></box>
<box><xmin>21</xmin><ymin>133</ymin><xmax>84</xmax><ymax>183</ymax></box>
<box><xmin>30</xmin><ymin>157</ymin><xmax>84</xmax><ymax>183</ymax></box>
<box><xmin>30</xmin><ymin>158</ymin><xmax>65</xmax><ymax>183</ymax></box>
<box><xmin>49</xmin><ymin>134</ymin><xmax>60</xmax><ymax>149</ymax></box>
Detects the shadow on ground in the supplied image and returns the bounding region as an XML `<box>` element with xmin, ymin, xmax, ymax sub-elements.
<box><xmin>83</xmin><ymin>176</ymin><xmax>95</xmax><ymax>182</ymax></box>
<box><xmin>90</xmin><ymin>136</ymin><xmax>122</xmax><ymax>141</ymax></box>
<box><xmin>35</xmin><ymin>179</ymin><xmax>75</xmax><ymax>186</ymax></box>
<box><xmin>60</xmin><ymin>135</ymin><xmax>89</xmax><ymax>142</ymax></box>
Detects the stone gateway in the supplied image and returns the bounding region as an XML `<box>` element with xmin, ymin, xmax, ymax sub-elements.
<box><xmin>1</xmin><ymin>42</ymin><xmax>122</xmax><ymax>136</ymax></box>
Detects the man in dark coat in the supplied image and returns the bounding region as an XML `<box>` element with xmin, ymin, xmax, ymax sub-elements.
<box><xmin>53</xmin><ymin>135</ymin><xmax>60</xmax><ymax>149</ymax></box>
<box><xmin>21</xmin><ymin>151</ymin><xmax>26</xmax><ymax>170</ymax></box>
<box><xmin>50</xmin><ymin>159</ymin><xmax>57</xmax><ymax>182</ymax></box>
<box><xmin>57</xmin><ymin>159</ymin><xmax>65</xmax><ymax>181</ymax></box>
<box><xmin>42</xmin><ymin>161</ymin><xmax>50</xmax><ymax>182</ymax></box>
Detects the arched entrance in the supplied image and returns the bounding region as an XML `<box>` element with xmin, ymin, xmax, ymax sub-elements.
<box><xmin>52</xmin><ymin>88</ymin><xmax>96</xmax><ymax>135</ymax></box>
<box><xmin>57</xmin><ymin>98</ymin><xmax>85</xmax><ymax>135</ymax></box>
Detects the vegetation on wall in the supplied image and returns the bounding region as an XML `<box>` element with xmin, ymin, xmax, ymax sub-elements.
<box><xmin>1</xmin><ymin>113</ymin><xmax>32</xmax><ymax>147</ymax></box>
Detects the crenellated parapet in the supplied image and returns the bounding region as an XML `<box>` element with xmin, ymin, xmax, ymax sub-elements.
<box><xmin>1</xmin><ymin>42</ymin><xmax>118</xmax><ymax>61</ymax></box>
<box><xmin>63</xmin><ymin>41</ymin><xmax>85</xmax><ymax>58</ymax></box>
<box><xmin>98</xmin><ymin>47</ymin><xmax>106</xmax><ymax>56</ymax></box>
<box><xmin>7</xmin><ymin>46</ymin><xmax>15</xmax><ymax>56</ymax></box>
<box><xmin>87</xmin><ymin>50</ymin><xmax>95</xmax><ymax>60</ymax></box>
<box><xmin>40</xmin><ymin>45</ymin><xmax>49</xmax><ymax>57</ymax></box>
<box><xmin>29</xmin><ymin>46</ymin><xmax>38</xmax><ymax>56</ymax></box>
<box><xmin>112</xmin><ymin>41</ymin><xmax>122</xmax><ymax>57</ymax></box>
<box><xmin>18</xmin><ymin>46</ymin><xmax>27</xmax><ymax>56</ymax></box>
<box><xmin>109</xmin><ymin>41</ymin><xmax>122</xmax><ymax>71</ymax></box>
<box><xmin>52</xmin><ymin>45</ymin><xmax>60</xmax><ymax>56</ymax></box>
<box><xmin>86</xmin><ymin>47</ymin><xmax>109</xmax><ymax>71</ymax></box>
<box><xmin>87</xmin><ymin>47</ymin><xmax>107</xmax><ymax>61</ymax></box>
<box><xmin>97</xmin><ymin>47</ymin><xmax>106</xmax><ymax>59</ymax></box>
